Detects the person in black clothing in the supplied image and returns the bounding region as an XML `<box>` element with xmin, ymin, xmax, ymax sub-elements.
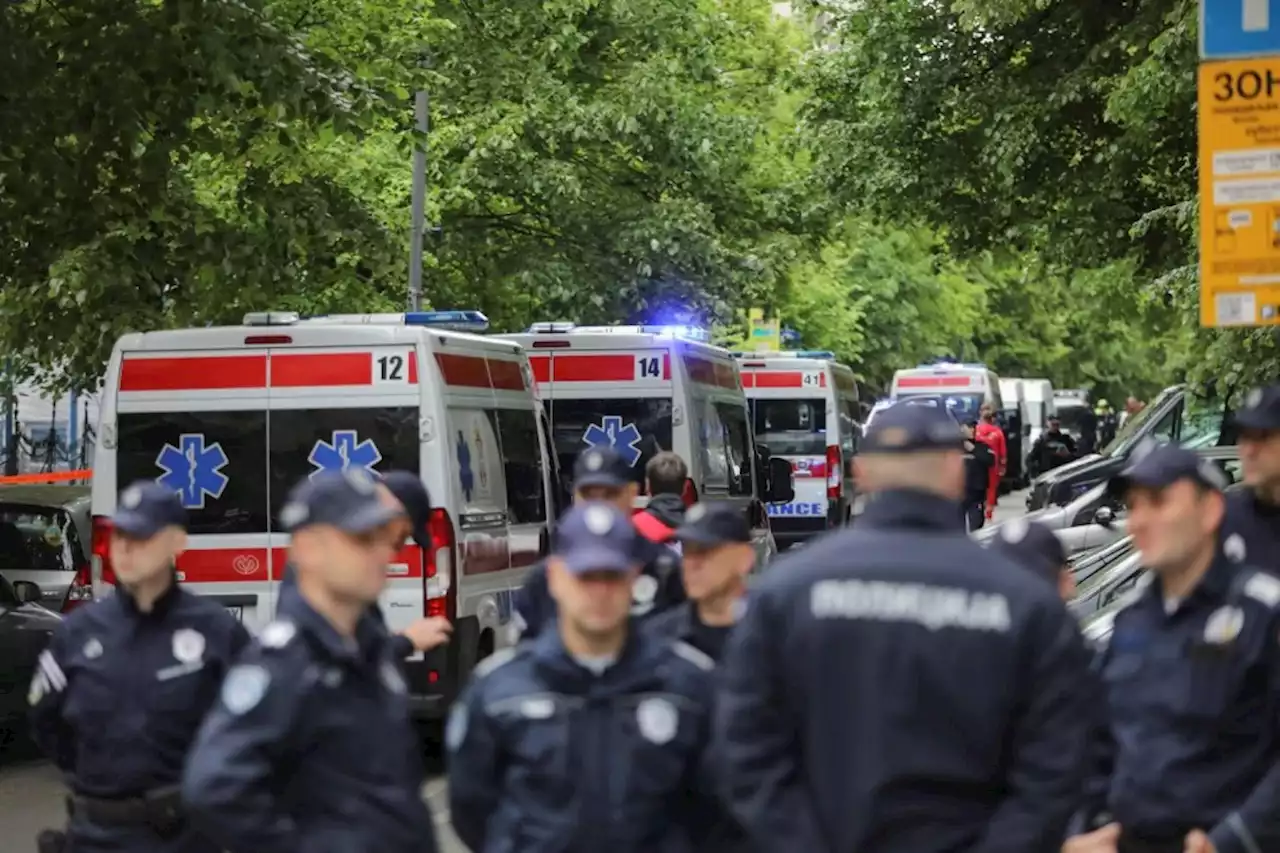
<box><xmin>990</xmin><ymin>518</ymin><xmax>1075</xmax><ymax>602</ymax></box>
<box><xmin>1221</xmin><ymin>384</ymin><xmax>1280</xmax><ymax>575</ymax></box>
<box><xmin>1077</xmin><ymin>405</ymin><xmax>1099</xmax><ymax>456</ymax></box>
<box><xmin>1028</xmin><ymin>416</ymin><xmax>1078</xmax><ymax>478</ymax></box>
<box><xmin>962</xmin><ymin>420</ymin><xmax>995</xmax><ymax>531</ymax></box>
<box><xmin>632</xmin><ymin>451</ymin><xmax>689</xmax><ymax>550</ymax></box>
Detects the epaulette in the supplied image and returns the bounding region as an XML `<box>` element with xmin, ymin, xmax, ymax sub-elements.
<box><xmin>1242</xmin><ymin>571</ymin><xmax>1280</xmax><ymax>609</ymax></box>
<box><xmin>258</xmin><ymin>620</ymin><xmax>298</xmax><ymax>650</ymax></box>
<box><xmin>671</xmin><ymin>640</ymin><xmax>714</xmax><ymax>672</ymax></box>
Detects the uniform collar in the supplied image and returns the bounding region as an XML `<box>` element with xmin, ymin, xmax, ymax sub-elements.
<box><xmin>1147</xmin><ymin>549</ymin><xmax>1237</xmax><ymax>611</ymax></box>
<box><xmin>114</xmin><ymin>570</ymin><xmax>181</xmax><ymax>618</ymax></box>
<box><xmin>531</xmin><ymin>619</ymin><xmax>661</xmax><ymax>690</ymax></box>
<box><xmin>1247</xmin><ymin>488</ymin><xmax>1280</xmax><ymax>518</ymax></box>
<box><xmin>859</xmin><ymin>489</ymin><xmax>963</xmax><ymax>532</ymax></box>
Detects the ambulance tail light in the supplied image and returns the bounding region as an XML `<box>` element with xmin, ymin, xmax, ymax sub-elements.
<box><xmin>681</xmin><ymin>478</ymin><xmax>698</xmax><ymax>507</ymax></box>
<box><xmin>826</xmin><ymin>446</ymin><xmax>842</xmax><ymax>501</ymax></box>
<box><xmin>244</xmin><ymin>335</ymin><xmax>293</xmax><ymax>345</ymax></box>
<box><xmin>67</xmin><ymin>515</ymin><xmax>117</xmax><ymax>611</ymax></box>
<box><xmin>424</xmin><ymin>508</ymin><xmax>457</xmax><ymax>620</ymax></box>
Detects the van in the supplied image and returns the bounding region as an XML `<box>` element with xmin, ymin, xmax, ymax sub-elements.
<box><xmin>498</xmin><ymin>323</ymin><xmax>792</xmax><ymax>566</ymax></box>
<box><xmin>733</xmin><ymin>350</ymin><xmax>860</xmax><ymax>548</ymax></box>
<box><xmin>889</xmin><ymin>363</ymin><xmax>1004</xmax><ymax>421</ymax></box>
<box><xmin>87</xmin><ymin>309</ymin><xmax>556</xmax><ymax>721</ymax></box>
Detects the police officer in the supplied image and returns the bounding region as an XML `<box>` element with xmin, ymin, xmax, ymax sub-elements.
<box><xmin>278</xmin><ymin>469</ymin><xmax>452</xmax><ymax>658</ymax></box>
<box><xmin>448</xmin><ymin>501</ymin><xmax>717</xmax><ymax>852</ymax></box>
<box><xmin>644</xmin><ymin>501</ymin><xmax>753</xmax><ymax>660</ymax></box>
<box><xmin>1029</xmin><ymin>415</ymin><xmax>1079</xmax><ymax>478</ymax></box>
<box><xmin>990</xmin><ymin>517</ymin><xmax>1076</xmax><ymax>601</ymax></box>
<box><xmin>716</xmin><ymin>403</ymin><xmax>1094</xmax><ymax>853</ymax></box>
<box><xmin>1221</xmin><ymin>383</ymin><xmax>1280</xmax><ymax>574</ymax></box>
<box><xmin>182</xmin><ymin>470</ymin><xmax>439</xmax><ymax>853</ymax></box>
<box><xmin>1066</xmin><ymin>443</ymin><xmax>1280</xmax><ymax>853</ymax></box>
<box><xmin>28</xmin><ymin>481</ymin><xmax>250</xmax><ymax>853</ymax></box>
<box><xmin>513</xmin><ymin>446</ymin><xmax>684</xmax><ymax>640</ymax></box>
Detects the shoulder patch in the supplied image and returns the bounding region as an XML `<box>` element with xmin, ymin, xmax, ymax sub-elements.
<box><xmin>260</xmin><ymin>620</ymin><xmax>297</xmax><ymax>649</ymax></box>
<box><xmin>1244</xmin><ymin>572</ymin><xmax>1280</xmax><ymax>608</ymax></box>
<box><xmin>473</xmin><ymin>647</ymin><xmax>520</xmax><ymax>679</ymax></box>
<box><xmin>671</xmin><ymin>640</ymin><xmax>715</xmax><ymax>672</ymax></box>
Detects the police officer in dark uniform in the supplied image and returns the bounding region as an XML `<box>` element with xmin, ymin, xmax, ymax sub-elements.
<box><xmin>278</xmin><ymin>469</ymin><xmax>452</xmax><ymax>659</ymax></box>
<box><xmin>448</xmin><ymin>501</ymin><xmax>717</xmax><ymax>852</ymax></box>
<box><xmin>28</xmin><ymin>481</ymin><xmax>250</xmax><ymax>853</ymax></box>
<box><xmin>513</xmin><ymin>446</ymin><xmax>684</xmax><ymax>640</ymax></box>
<box><xmin>1221</xmin><ymin>383</ymin><xmax>1280</xmax><ymax>575</ymax></box>
<box><xmin>962</xmin><ymin>419</ymin><xmax>996</xmax><ymax>531</ymax></box>
<box><xmin>990</xmin><ymin>517</ymin><xmax>1076</xmax><ymax>601</ymax></box>
<box><xmin>182</xmin><ymin>470</ymin><xmax>439</xmax><ymax>853</ymax></box>
<box><xmin>1067</xmin><ymin>443</ymin><xmax>1280</xmax><ymax>853</ymax></box>
<box><xmin>716</xmin><ymin>404</ymin><xmax>1094</xmax><ymax>853</ymax></box>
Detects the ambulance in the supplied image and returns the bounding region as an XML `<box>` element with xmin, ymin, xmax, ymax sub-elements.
<box><xmin>889</xmin><ymin>362</ymin><xmax>1005</xmax><ymax>421</ymax></box>
<box><xmin>85</xmin><ymin>309</ymin><xmax>557</xmax><ymax>723</ymax></box>
<box><xmin>498</xmin><ymin>323</ymin><xmax>794</xmax><ymax>565</ymax></box>
<box><xmin>733</xmin><ymin>350</ymin><xmax>861</xmax><ymax>549</ymax></box>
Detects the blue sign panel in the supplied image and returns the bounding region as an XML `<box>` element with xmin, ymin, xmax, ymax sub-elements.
<box><xmin>766</xmin><ymin>502</ymin><xmax>826</xmax><ymax>517</ymax></box>
<box><xmin>1202</xmin><ymin>0</ymin><xmax>1280</xmax><ymax>60</ymax></box>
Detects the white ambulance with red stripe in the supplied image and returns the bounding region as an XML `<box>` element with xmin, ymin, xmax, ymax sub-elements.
<box><xmin>87</xmin><ymin>309</ymin><xmax>557</xmax><ymax>722</ymax></box>
<box><xmin>734</xmin><ymin>350</ymin><xmax>861</xmax><ymax>548</ymax></box>
<box><xmin>890</xmin><ymin>362</ymin><xmax>1005</xmax><ymax>421</ymax></box>
<box><xmin>498</xmin><ymin>323</ymin><xmax>789</xmax><ymax>566</ymax></box>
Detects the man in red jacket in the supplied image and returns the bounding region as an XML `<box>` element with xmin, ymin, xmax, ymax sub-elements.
<box><xmin>975</xmin><ymin>404</ymin><xmax>1007</xmax><ymax>520</ymax></box>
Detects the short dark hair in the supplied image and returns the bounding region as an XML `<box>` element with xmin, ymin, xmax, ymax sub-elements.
<box><xmin>645</xmin><ymin>452</ymin><xmax>688</xmax><ymax>496</ymax></box>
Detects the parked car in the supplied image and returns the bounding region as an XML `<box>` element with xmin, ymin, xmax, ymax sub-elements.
<box><xmin>1080</xmin><ymin>572</ymin><xmax>1151</xmax><ymax>649</ymax></box>
<box><xmin>0</xmin><ymin>485</ymin><xmax>91</xmax><ymax>612</ymax></box>
<box><xmin>1069</xmin><ymin>548</ymin><xmax>1145</xmax><ymax>622</ymax></box>
<box><xmin>0</xmin><ymin>572</ymin><xmax>61</xmax><ymax>758</ymax></box>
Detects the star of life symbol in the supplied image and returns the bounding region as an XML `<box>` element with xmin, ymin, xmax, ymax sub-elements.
<box><xmin>155</xmin><ymin>434</ymin><xmax>230</xmax><ymax>510</ymax></box>
<box><xmin>308</xmin><ymin>430</ymin><xmax>382</xmax><ymax>480</ymax></box>
<box><xmin>582</xmin><ymin>416</ymin><xmax>643</xmax><ymax>466</ymax></box>
<box><xmin>456</xmin><ymin>431</ymin><xmax>474</xmax><ymax>502</ymax></box>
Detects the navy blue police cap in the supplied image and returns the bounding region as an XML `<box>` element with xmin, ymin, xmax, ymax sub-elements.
<box><xmin>862</xmin><ymin>403</ymin><xmax>966</xmax><ymax>455</ymax></box>
<box><xmin>381</xmin><ymin>470</ymin><xmax>431</xmax><ymax>547</ymax></box>
<box><xmin>552</xmin><ymin>502</ymin><xmax>641</xmax><ymax>574</ymax></box>
<box><xmin>280</xmin><ymin>470</ymin><xmax>406</xmax><ymax>535</ymax></box>
<box><xmin>113</xmin><ymin>481</ymin><xmax>188</xmax><ymax>538</ymax></box>
<box><xmin>573</xmin><ymin>446</ymin><xmax>633</xmax><ymax>489</ymax></box>
<box><xmin>1107</xmin><ymin>441</ymin><xmax>1228</xmax><ymax>498</ymax></box>
<box><xmin>1235</xmin><ymin>383</ymin><xmax>1280</xmax><ymax>431</ymax></box>
<box><xmin>675</xmin><ymin>501</ymin><xmax>751</xmax><ymax>548</ymax></box>
<box><xmin>989</xmin><ymin>518</ymin><xmax>1066</xmax><ymax>586</ymax></box>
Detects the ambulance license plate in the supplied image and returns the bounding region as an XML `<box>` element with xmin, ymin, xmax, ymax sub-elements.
<box><xmin>225</xmin><ymin>606</ymin><xmax>243</xmax><ymax>622</ymax></box>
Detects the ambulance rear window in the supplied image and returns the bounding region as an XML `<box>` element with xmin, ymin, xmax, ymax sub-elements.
<box><xmin>750</xmin><ymin>400</ymin><xmax>827</xmax><ymax>456</ymax></box>
<box><xmin>116</xmin><ymin>411</ymin><xmax>270</xmax><ymax>535</ymax></box>
<box><xmin>548</xmin><ymin>399</ymin><xmax>673</xmax><ymax>485</ymax></box>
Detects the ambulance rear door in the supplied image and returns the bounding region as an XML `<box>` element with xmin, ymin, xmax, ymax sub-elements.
<box><xmin>741</xmin><ymin>358</ymin><xmax>832</xmax><ymax>546</ymax></box>
<box><xmin>261</xmin><ymin>330</ymin><xmax>425</xmax><ymax>637</ymax></box>
<box><xmin>106</xmin><ymin>335</ymin><xmax>277</xmax><ymax>632</ymax></box>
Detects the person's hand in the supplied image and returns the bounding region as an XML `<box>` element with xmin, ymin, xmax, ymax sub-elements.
<box><xmin>1184</xmin><ymin>829</ymin><xmax>1216</xmax><ymax>853</ymax></box>
<box><xmin>1062</xmin><ymin>823</ymin><xmax>1120</xmax><ymax>853</ymax></box>
<box><xmin>400</xmin><ymin>617</ymin><xmax>453</xmax><ymax>652</ymax></box>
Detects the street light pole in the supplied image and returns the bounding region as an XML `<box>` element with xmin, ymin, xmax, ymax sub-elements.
<box><xmin>408</xmin><ymin>89</ymin><xmax>429</xmax><ymax>312</ymax></box>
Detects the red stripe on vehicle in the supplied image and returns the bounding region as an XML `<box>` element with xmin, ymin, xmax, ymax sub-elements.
<box><xmin>178</xmin><ymin>545</ymin><xmax>426</xmax><ymax>584</ymax></box>
<box><xmin>435</xmin><ymin>353</ymin><xmax>491</xmax><ymax>388</ymax></box>
<box><xmin>548</xmin><ymin>354</ymin><xmax>635</xmax><ymax>382</ymax></box>
<box><xmin>662</xmin><ymin>353</ymin><xmax>673</xmax><ymax>380</ymax></box>
<box><xmin>408</xmin><ymin>352</ymin><xmax>419</xmax><ymax>383</ymax></box>
<box><xmin>683</xmin><ymin>355</ymin><xmax>738</xmax><ymax>389</ymax></box>
<box><xmin>272</xmin><ymin>352</ymin><xmax>372</xmax><ymax>387</ymax></box>
<box><xmin>790</xmin><ymin>459</ymin><xmax>828</xmax><ymax>478</ymax></box>
<box><xmin>529</xmin><ymin>354</ymin><xmax>551</xmax><ymax>383</ymax></box>
<box><xmin>120</xmin><ymin>355</ymin><xmax>268</xmax><ymax>392</ymax></box>
<box><xmin>488</xmin><ymin>359</ymin><xmax>526</xmax><ymax>391</ymax></box>
<box><xmin>751</xmin><ymin>371</ymin><xmax>804</xmax><ymax>388</ymax></box>
<box><xmin>897</xmin><ymin>376</ymin><xmax>972</xmax><ymax>388</ymax></box>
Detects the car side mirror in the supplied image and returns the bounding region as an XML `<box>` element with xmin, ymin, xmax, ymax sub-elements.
<box><xmin>1094</xmin><ymin>506</ymin><xmax>1115</xmax><ymax>528</ymax></box>
<box><xmin>765</xmin><ymin>457</ymin><xmax>795</xmax><ymax>503</ymax></box>
<box><xmin>12</xmin><ymin>580</ymin><xmax>41</xmax><ymax>604</ymax></box>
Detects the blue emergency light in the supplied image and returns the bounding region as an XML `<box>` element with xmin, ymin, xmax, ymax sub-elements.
<box><xmin>731</xmin><ymin>349</ymin><xmax>835</xmax><ymax>360</ymax></box>
<box><xmin>637</xmin><ymin>324</ymin><xmax>710</xmax><ymax>341</ymax></box>
<box><xmin>403</xmin><ymin>310</ymin><xmax>490</xmax><ymax>331</ymax></box>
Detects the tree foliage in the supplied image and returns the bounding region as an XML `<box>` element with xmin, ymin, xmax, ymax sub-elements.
<box><xmin>0</xmin><ymin>0</ymin><xmax>1248</xmax><ymax>401</ymax></box>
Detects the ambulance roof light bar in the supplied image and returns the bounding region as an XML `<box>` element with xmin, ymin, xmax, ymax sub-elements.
<box><xmin>243</xmin><ymin>311</ymin><xmax>301</xmax><ymax>326</ymax></box>
<box><xmin>731</xmin><ymin>350</ymin><xmax>835</xmax><ymax>360</ymax></box>
<box><xmin>571</xmin><ymin>324</ymin><xmax>710</xmax><ymax>341</ymax></box>
<box><xmin>527</xmin><ymin>321</ymin><xmax>577</xmax><ymax>333</ymax></box>
<box><xmin>914</xmin><ymin>360</ymin><xmax>987</xmax><ymax>370</ymax></box>
<box><xmin>290</xmin><ymin>310</ymin><xmax>490</xmax><ymax>332</ymax></box>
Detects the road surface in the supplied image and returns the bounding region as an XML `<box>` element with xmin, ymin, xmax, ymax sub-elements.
<box><xmin>0</xmin><ymin>488</ymin><xmax>1031</xmax><ymax>849</ymax></box>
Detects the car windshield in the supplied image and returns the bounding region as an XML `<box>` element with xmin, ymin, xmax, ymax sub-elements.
<box><xmin>750</xmin><ymin>399</ymin><xmax>827</xmax><ymax>456</ymax></box>
<box><xmin>1102</xmin><ymin>386</ymin><xmax>1181</xmax><ymax>456</ymax></box>
<box><xmin>0</xmin><ymin>504</ymin><xmax>81</xmax><ymax>572</ymax></box>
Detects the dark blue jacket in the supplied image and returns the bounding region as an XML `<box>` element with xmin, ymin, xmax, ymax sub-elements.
<box><xmin>446</xmin><ymin>624</ymin><xmax>717</xmax><ymax>853</ymax></box>
<box><xmin>1081</xmin><ymin>554</ymin><xmax>1280</xmax><ymax>853</ymax></box>
<box><xmin>181</xmin><ymin>595</ymin><xmax>438</xmax><ymax>853</ymax></box>
<box><xmin>28</xmin><ymin>582</ymin><xmax>249</xmax><ymax>853</ymax></box>
<box><xmin>280</xmin><ymin>561</ymin><xmax>413</xmax><ymax>659</ymax></box>
<box><xmin>1221</xmin><ymin>486</ymin><xmax>1280</xmax><ymax>575</ymax></box>
<box><xmin>715</xmin><ymin>489</ymin><xmax>1093</xmax><ymax>853</ymax></box>
<box><xmin>513</xmin><ymin>538</ymin><xmax>685</xmax><ymax>641</ymax></box>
